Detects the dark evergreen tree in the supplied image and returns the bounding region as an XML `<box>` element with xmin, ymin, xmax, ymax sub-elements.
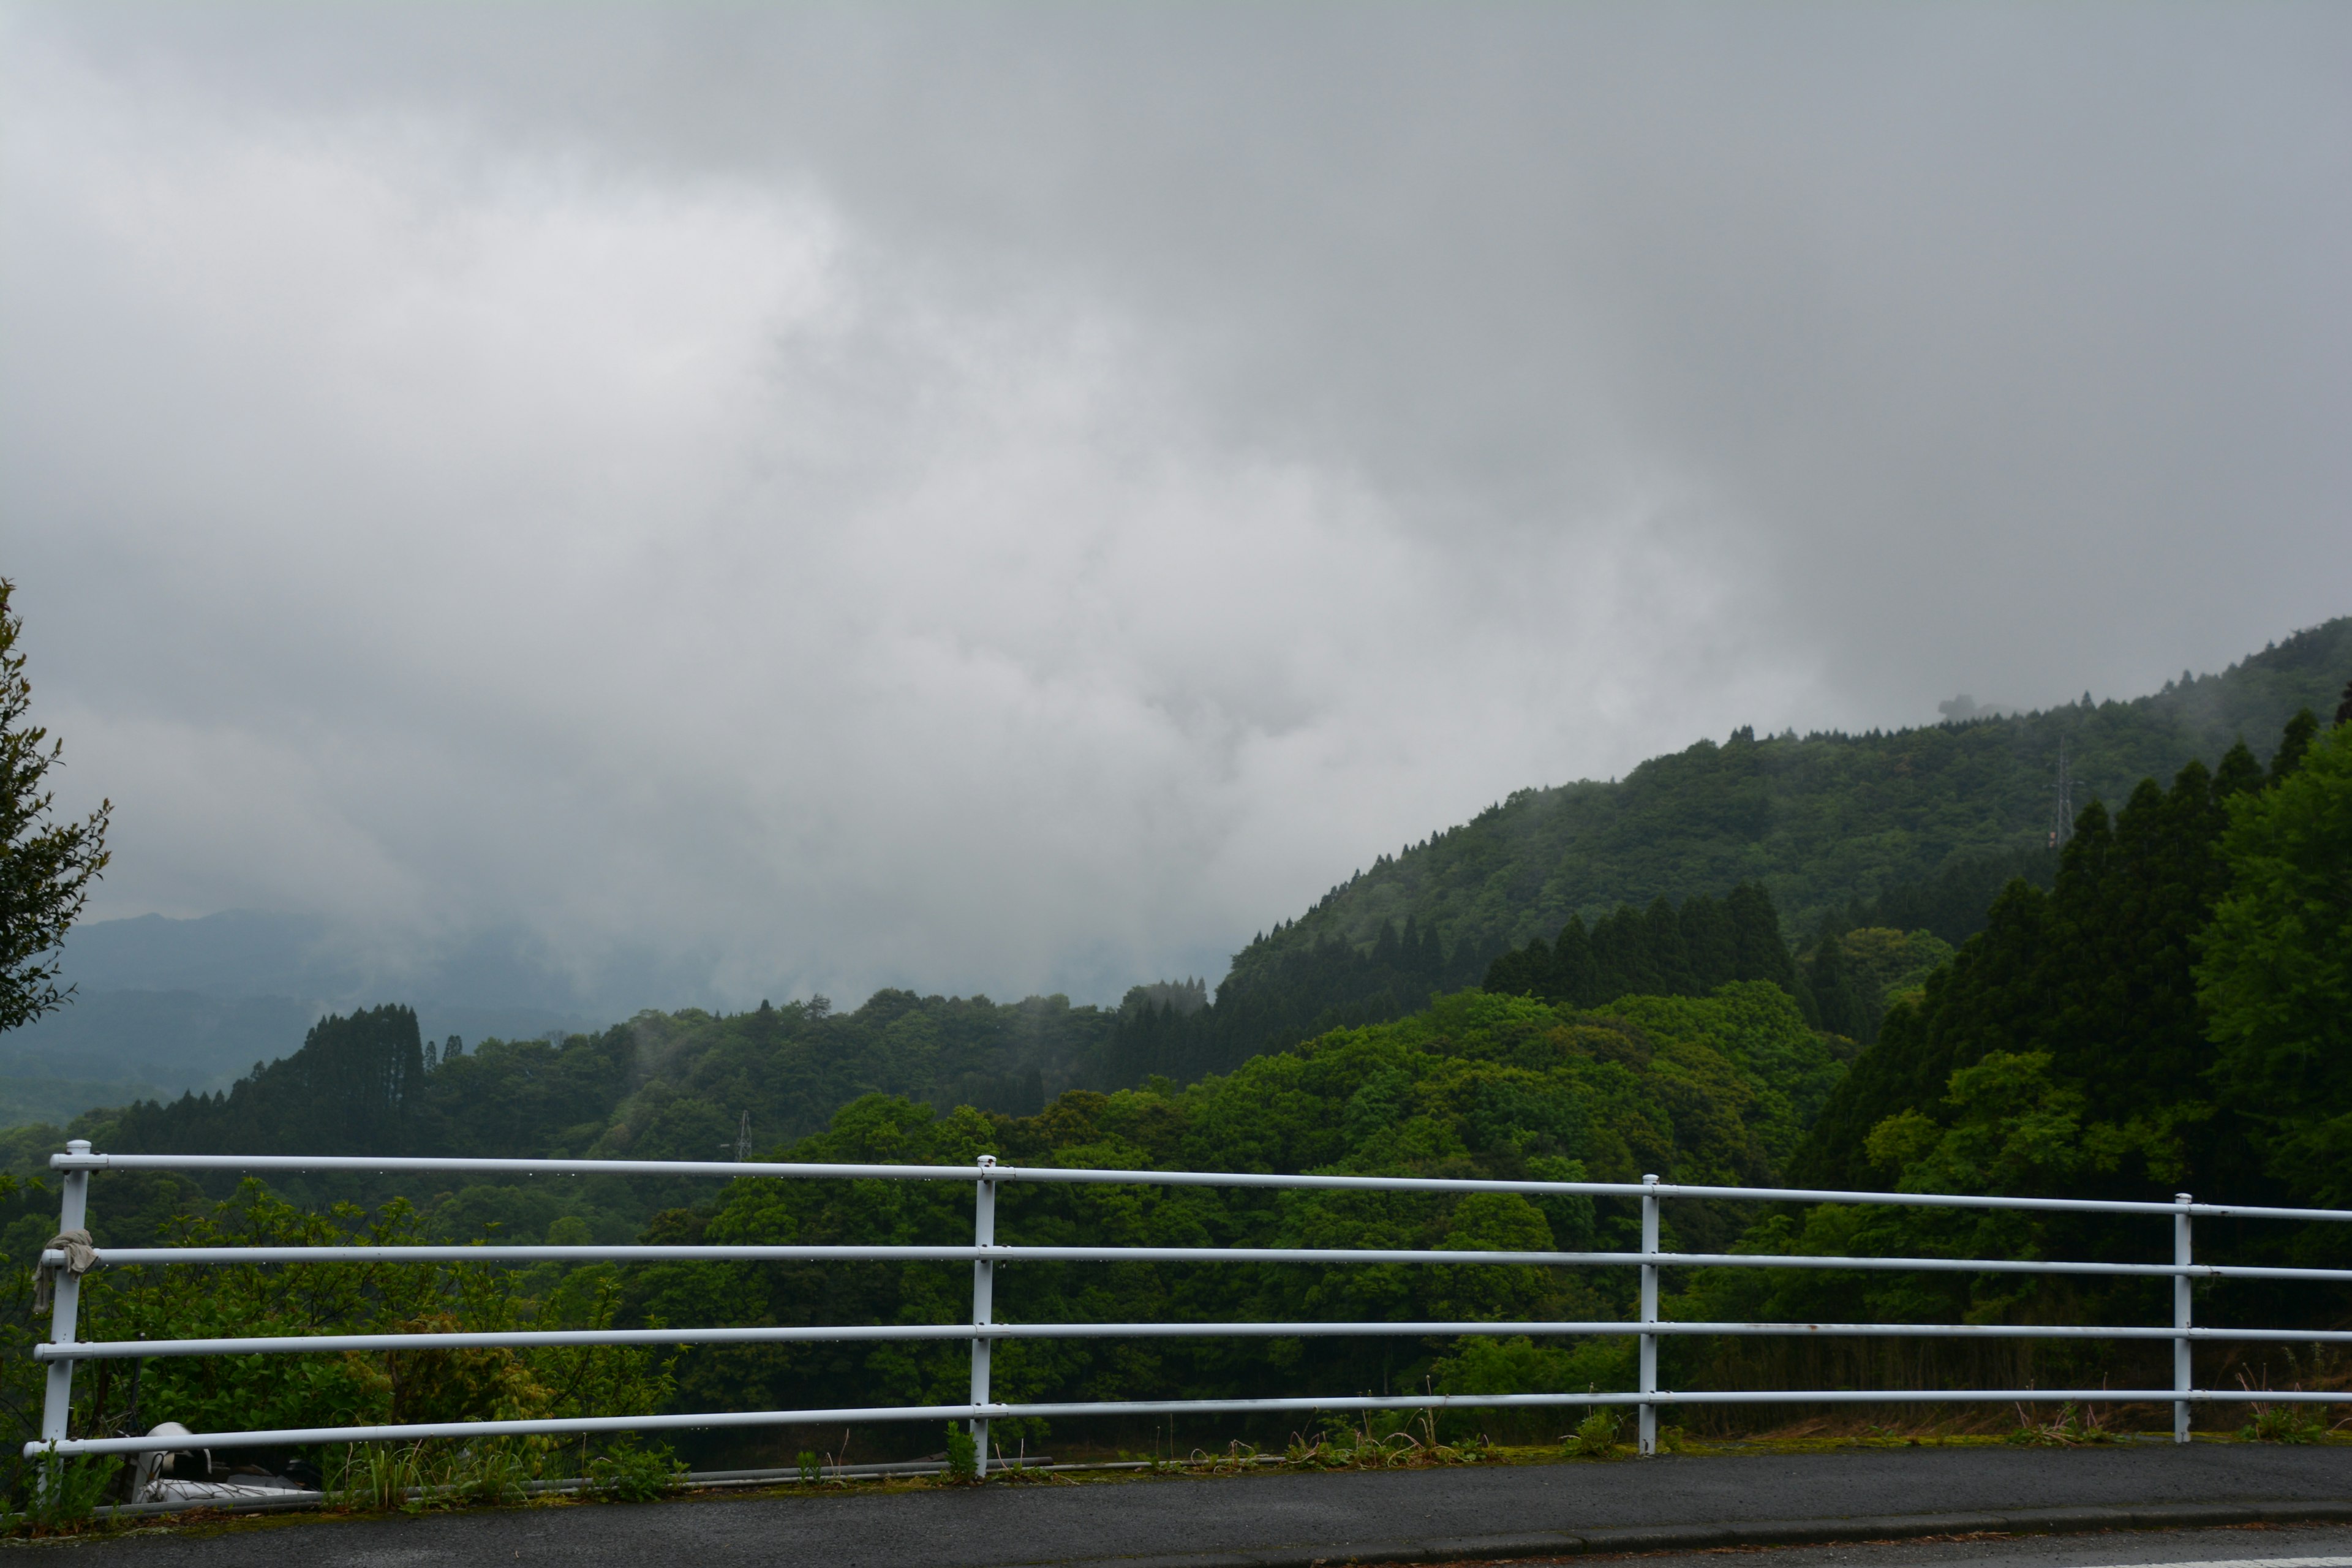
<box><xmin>2272</xmin><ymin>707</ymin><xmax>2319</xmax><ymax>784</ymax></box>
<box><xmin>1482</xmin><ymin>935</ymin><xmax>1554</xmax><ymax>998</ymax></box>
<box><xmin>1552</xmin><ymin>914</ymin><xmax>1598</xmax><ymax>1008</ymax></box>
<box><xmin>1805</xmin><ymin>919</ymin><xmax>1865</xmax><ymax>1040</ymax></box>
<box><xmin>1415</xmin><ymin>918</ymin><xmax>1446</xmax><ymax>974</ymax></box>
<box><xmin>1849</xmin><ymin>845</ymin><xmax>2057</xmax><ymax>946</ymax></box>
<box><xmin>1679</xmin><ymin>893</ymin><xmax>1739</xmax><ymax>991</ymax></box>
<box><xmin>1790</xmin><ymin>729</ymin><xmax>2281</xmax><ymax>1194</ymax></box>
<box><xmin>112</xmin><ymin>1004</ymin><xmax>431</xmax><ymax>1157</ymax></box>
<box><xmin>1725</xmin><ymin>882</ymin><xmax>1797</xmax><ymax>990</ymax></box>
<box><xmin>1644</xmin><ymin>896</ymin><xmax>1697</xmax><ymax>995</ymax></box>
<box><xmin>1588</xmin><ymin>905</ymin><xmax>1649</xmax><ymax>1001</ymax></box>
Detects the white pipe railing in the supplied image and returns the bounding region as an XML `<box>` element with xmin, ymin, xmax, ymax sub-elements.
<box><xmin>28</xmin><ymin>1139</ymin><xmax>2352</xmax><ymax>1478</ymax></box>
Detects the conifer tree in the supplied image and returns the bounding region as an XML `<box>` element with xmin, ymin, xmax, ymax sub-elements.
<box><xmin>1644</xmin><ymin>896</ymin><xmax>1697</xmax><ymax>995</ymax></box>
<box><xmin>1725</xmin><ymin>883</ymin><xmax>1798</xmax><ymax>991</ymax></box>
<box><xmin>2271</xmin><ymin>707</ymin><xmax>2319</xmax><ymax>785</ymax></box>
<box><xmin>1806</xmin><ymin>920</ymin><xmax>1866</xmax><ymax>1040</ymax></box>
<box><xmin>1790</xmin><ymin>726</ymin><xmax>2288</xmax><ymax>1193</ymax></box>
<box><xmin>1589</xmin><ymin>905</ymin><xmax>1648</xmax><ymax>1001</ymax></box>
<box><xmin>1679</xmin><ymin>893</ymin><xmax>1739</xmax><ymax>991</ymax></box>
<box><xmin>1552</xmin><ymin>914</ymin><xmax>1598</xmax><ymax>1008</ymax></box>
<box><xmin>1482</xmin><ymin>934</ymin><xmax>1554</xmax><ymax>998</ymax></box>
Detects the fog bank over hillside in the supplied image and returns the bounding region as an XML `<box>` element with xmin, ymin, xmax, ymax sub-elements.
<box><xmin>4</xmin><ymin>6</ymin><xmax>2347</xmax><ymax>1008</ymax></box>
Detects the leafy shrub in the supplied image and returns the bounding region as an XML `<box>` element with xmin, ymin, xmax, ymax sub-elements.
<box><xmin>586</xmin><ymin>1443</ymin><xmax>682</xmax><ymax>1502</ymax></box>
<box><xmin>943</xmin><ymin>1424</ymin><xmax>978</xmax><ymax>1482</ymax></box>
<box><xmin>1566</xmin><ymin>1406</ymin><xmax>1621</xmax><ymax>1457</ymax></box>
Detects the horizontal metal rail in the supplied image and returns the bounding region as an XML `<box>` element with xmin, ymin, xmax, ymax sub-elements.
<box><xmin>51</xmin><ymin>1243</ymin><xmax>2352</xmax><ymax>1284</ymax></box>
<box><xmin>54</xmin><ymin>1148</ymin><xmax>2352</xmax><ymax>1223</ymax></box>
<box><xmin>36</xmin><ymin>1385</ymin><xmax>2352</xmax><ymax>1460</ymax></box>
<box><xmin>32</xmin><ymin>1142</ymin><xmax>2352</xmax><ymax>1474</ymax></box>
<box><xmin>44</xmin><ymin>1317</ymin><xmax>2352</xmax><ymax>1362</ymax></box>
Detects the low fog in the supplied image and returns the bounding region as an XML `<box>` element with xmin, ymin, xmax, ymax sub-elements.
<box><xmin>3</xmin><ymin>5</ymin><xmax>2347</xmax><ymax>1007</ymax></box>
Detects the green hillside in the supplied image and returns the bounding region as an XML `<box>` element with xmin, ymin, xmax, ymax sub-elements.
<box><xmin>1227</xmin><ymin>617</ymin><xmax>2351</xmax><ymax>994</ymax></box>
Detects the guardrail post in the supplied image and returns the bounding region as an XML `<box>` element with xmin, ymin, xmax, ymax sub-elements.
<box><xmin>1638</xmin><ymin>1172</ymin><xmax>1659</xmax><ymax>1457</ymax></box>
<box><xmin>39</xmin><ymin>1139</ymin><xmax>92</xmax><ymax>1501</ymax></box>
<box><xmin>971</xmin><ymin>1155</ymin><xmax>998</xmax><ymax>1478</ymax></box>
<box><xmin>2174</xmin><ymin>1191</ymin><xmax>2192</xmax><ymax>1444</ymax></box>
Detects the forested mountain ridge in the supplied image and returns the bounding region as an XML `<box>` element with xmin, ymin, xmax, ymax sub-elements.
<box><xmin>1229</xmin><ymin>618</ymin><xmax>2352</xmax><ymax>999</ymax></box>
<box><xmin>15</xmin><ymin>618</ymin><xmax>2345</xmax><ymax>1156</ymax></box>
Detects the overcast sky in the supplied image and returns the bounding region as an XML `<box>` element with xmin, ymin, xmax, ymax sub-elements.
<box><xmin>4</xmin><ymin>3</ymin><xmax>2348</xmax><ymax>1009</ymax></box>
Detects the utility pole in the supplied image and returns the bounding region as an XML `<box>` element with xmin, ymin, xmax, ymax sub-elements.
<box><xmin>2049</xmin><ymin>737</ymin><xmax>2075</xmax><ymax>850</ymax></box>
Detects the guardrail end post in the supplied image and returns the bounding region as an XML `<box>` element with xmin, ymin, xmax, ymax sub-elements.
<box><xmin>39</xmin><ymin>1139</ymin><xmax>93</xmax><ymax>1504</ymax></box>
<box><xmin>2173</xmin><ymin>1192</ymin><xmax>2192</xmax><ymax>1444</ymax></box>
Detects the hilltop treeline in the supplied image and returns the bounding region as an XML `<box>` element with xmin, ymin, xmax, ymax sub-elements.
<box><xmin>1482</xmin><ymin>884</ymin><xmax>1795</xmax><ymax>1008</ymax></box>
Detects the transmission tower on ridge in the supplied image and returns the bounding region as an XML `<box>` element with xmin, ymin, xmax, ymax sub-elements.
<box><xmin>736</xmin><ymin>1110</ymin><xmax>753</xmax><ymax>1163</ymax></box>
<box><xmin>2049</xmin><ymin>736</ymin><xmax>2076</xmax><ymax>850</ymax></box>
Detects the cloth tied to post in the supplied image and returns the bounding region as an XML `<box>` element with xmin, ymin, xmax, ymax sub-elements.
<box><xmin>34</xmin><ymin>1229</ymin><xmax>96</xmax><ymax>1314</ymax></box>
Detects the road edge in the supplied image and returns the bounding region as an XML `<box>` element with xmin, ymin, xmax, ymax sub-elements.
<box><xmin>1098</xmin><ymin>1499</ymin><xmax>2352</xmax><ymax>1568</ymax></box>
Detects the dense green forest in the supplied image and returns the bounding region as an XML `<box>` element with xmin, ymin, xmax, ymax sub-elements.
<box><xmin>9</xmin><ymin>981</ymin><xmax>1836</xmax><ymax>1474</ymax></box>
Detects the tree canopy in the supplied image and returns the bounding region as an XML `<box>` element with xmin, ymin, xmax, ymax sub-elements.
<box><xmin>2199</xmin><ymin>715</ymin><xmax>2352</xmax><ymax>1203</ymax></box>
<box><xmin>0</xmin><ymin>579</ymin><xmax>110</xmax><ymax>1035</ymax></box>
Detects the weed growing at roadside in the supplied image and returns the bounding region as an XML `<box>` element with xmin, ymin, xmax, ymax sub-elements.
<box><xmin>2004</xmin><ymin>1401</ymin><xmax>2114</xmax><ymax>1447</ymax></box>
<box><xmin>943</xmin><ymin>1424</ymin><xmax>979</xmax><ymax>1482</ymax></box>
<box><xmin>1565</xmin><ymin>1407</ymin><xmax>1621</xmax><ymax>1457</ymax></box>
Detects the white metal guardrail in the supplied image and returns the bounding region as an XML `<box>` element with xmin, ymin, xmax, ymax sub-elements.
<box><xmin>28</xmin><ymin>1138</ymin><xmax>2352</xmax><ymax>1476</ymax></box>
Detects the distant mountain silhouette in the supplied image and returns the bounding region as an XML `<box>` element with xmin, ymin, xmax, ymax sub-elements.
<box><xmin>5</xmin><ymin>913</ymin><xmax>628</xmax><ymax>1121</ymax></box>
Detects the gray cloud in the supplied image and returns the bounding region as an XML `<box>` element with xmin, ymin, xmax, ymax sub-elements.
<box><xmin>3</xmin><ymin>4</ymin><xmax>2347</xmax><ymax>1007</ymax></box>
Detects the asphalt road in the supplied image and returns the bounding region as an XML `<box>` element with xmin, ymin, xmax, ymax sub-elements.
<box><xmin>41</xmin><ymin>1442</ymin><xmax>2352</xmax><ymax>1568</ymax></box>
<box><xmin>1616</xmin><ymin>1525</ymin><xmax>2352</xmax><ymax>1568</ymax></box>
